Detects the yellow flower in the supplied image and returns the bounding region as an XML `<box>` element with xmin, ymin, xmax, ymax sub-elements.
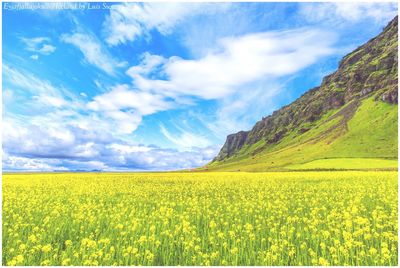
<box><xmin>209</xmin><ymin>220</ymin><xmax>217</xmax><ymax>229</ymax></box>
<box><xmin>271</xmin><ymin>245</ymin><xmax>278</xmax><ymax>253</ymax></box>
<box><xmin>230</xmin><ymin>247</ymin><xmax>239</xmax><ymax>254</ymax></box>
<box><xmin>65</xmin><ymin>240</ymin><xmax>72</xmax><ymax>247</ymax></box>
<box><xmin>42</xmin><ymin>244</ymin><xmax>52</xmax><ymax>253</ymax></box>
<box><xmin>16</xmin><ymin>255</ymin><xmax>24</xmax><ymax>264</ymax></box>
<box><xmin>7</xmin><ymin>259</ymin><xmax>17</xmax><ymax>266</ymax></box>
<box><xmin>245</xmin><ymin>223</ymin><xmax>253</xmax><ymax>231</ymax></box>
<box><xmin>288</xmin><ymin>248</ymin><xmax>296</xmax><ymax>257</ymax></box>
<box><xmin>364</xmin><ymin>233</ymin><xmax>372</xmax><ymax>240</ymax></box>
<box><xmin>41</xmin><ymin>259</ymin><xmax>51</xmax><ymax>266</ymax></box>
<box><xmin>369</xmin><ymin>247</ymin><xmax>377</xmax><ymax>255</ymax></box>
<box><xmin>211</xmin><ymin>251</ymin><xmax>219</xmax><ymax>259</ymax></box>
<box><xmin>319</xmin><ymin>257</ymin><xmax>329</xmax><ymax>266</ymax></box>
<box><xmin>61</xmin><ymin>258</ymin><xmax>70</xmax><ymax>266</ymax></box>
<box><xmin>145</xmin><ymin>250</ymin><xmax>154</xmax><ymax>261</ymax></box>
<box><xmin>28</xmin><ymin>234</ymin><xmax>37</xmax><ymax>243</ymax></box>
<box><xmin>322</xmin><ymin>230</ymin><xmax>330</xmax><ymax>239</ymax></box>
<box><xmin>138</xmin><ymin>235</ymin><xmax>147</xmax><ymax>243</ymax></box>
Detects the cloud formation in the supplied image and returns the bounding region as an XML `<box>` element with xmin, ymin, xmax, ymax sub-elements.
<box><xmin>61</xmin><ymin>31</ymin><xmax>125</xmax><ymax>75</ymax></box>
<box><xmin>3</xmin><ymin>114</ymin><xmax>220</xmax><ymax>171</ymax></box>
<box><xmin>299</xmin><ymin>2</ymin><xmax>398</xmax><ymax>24</ymax></box>
<box><xmin>2</xmin><ymin>65</ymin><xmax>218</xmax><ymax>171</ymax></box>
<box><xmin>103</xmin><ymin>2</ymin><xmax>230</xmax><ymax>46</ymax></box>
<box><xmin>20</xmin><ymin>36</ymin><xmax>56</xmax><ymax>60</ymax></box>
<box><xmin>126</xmin><ymin>29</ymin><xmax>336</xmax><ymax>100</ymax></box>
<box><xmin>160</xmin><ymin>125</ymin><xmax>212</xmax><ymax>149</ymax></box>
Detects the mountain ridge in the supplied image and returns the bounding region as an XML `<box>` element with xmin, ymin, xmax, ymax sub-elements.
<box><xmin>208</xmin><ymin>16</ymin><xmax>398</xmax><ymax>171</ymax></box>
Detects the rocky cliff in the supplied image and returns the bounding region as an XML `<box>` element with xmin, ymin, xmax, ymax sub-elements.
<box><xmin>213</xmin><ymin>16</ymin><xmax>398</xmax><ymax>162</ymax></box>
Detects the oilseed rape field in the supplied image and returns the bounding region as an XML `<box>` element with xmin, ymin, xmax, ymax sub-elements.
<box><xmin>2</xmin><ymin>171</ymin><xmax>398</xmax><ymax>266</ymax></box>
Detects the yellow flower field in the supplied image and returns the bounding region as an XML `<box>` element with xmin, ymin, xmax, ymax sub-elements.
<box><xmin>2</xmin><ymin>171</ymin><xmax>398</xmax><ymax>266</ymax></box>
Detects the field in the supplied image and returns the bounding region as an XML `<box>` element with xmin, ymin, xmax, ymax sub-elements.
<box><xmin>2</xmin><ymin>171</ymin><xmax>398</xmax><ymax>266</ymax></box>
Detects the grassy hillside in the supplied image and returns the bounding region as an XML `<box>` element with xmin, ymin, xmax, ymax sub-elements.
<box><xmin>286</xmin><ymin>158</ymin><xmax>398</xmax><ymax>171</ymax></box>
<box><xmin>205</xmin><ymin>94</ymin><xmax>397</xmax><ymax>171</ymax></box>
<box><xmin>206</xmin><ymin>17</ymin><xmax>398</xmax><ymax>172</ymax></box>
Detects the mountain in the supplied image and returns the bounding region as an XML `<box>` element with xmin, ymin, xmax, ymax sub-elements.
<box><xmin>207</xmin><ymin>16</ymin><xmax>398</xmax><ymax>171</ymax></box>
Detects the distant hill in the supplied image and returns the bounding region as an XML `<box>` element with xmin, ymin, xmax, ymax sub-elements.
<box><xmin>206</xmin><ymin>16</ymin><xmax>398</xmax><ymax>171</ymax></box>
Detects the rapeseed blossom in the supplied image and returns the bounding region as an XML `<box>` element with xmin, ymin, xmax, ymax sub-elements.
<box><xmin>2</xmin><ymin>171</ymin><xmax>397</xmax><ymax>265</ymax></box>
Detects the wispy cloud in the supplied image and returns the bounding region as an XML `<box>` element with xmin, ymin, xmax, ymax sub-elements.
<box><xmin>299</xmin><ymin>2</ymin><xmax>398</xmax><ymax>25</ymax></box>
<box><xmin>103</xmin><ymin>2</ymin><xmax>230</xmax><ymax>46</ymax></box>
<box><xmin>20</xmin><ymin>36</ymin><xmax>56</xmax><ymax>59</ymax></box>
<box><xmin>20</xmin><ymin>36</ymin><xmax>56</xmax><ymax>54</ymax></box>
<box><xmin>3</xmin><ymin>64</ymin><xmax>76</xmax><ymax>105</ymax></box>
<box><xmin>61</xmin><ymin>30</ymin><xmax>125</xmax><ymax>75</ymax></box>
<box><xmin>160</xmin><ymin>124</ymin><xmax>211</xmax><ymax>150</ymax></box>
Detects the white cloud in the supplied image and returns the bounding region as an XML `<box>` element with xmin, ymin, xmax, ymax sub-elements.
<box><xmin>38</xmin><ymin>44</ymin><xmax>56</xmax><ymax>55</ymax></box>
<box><xmin>103</xmin><ymin>2</ymin><xmax>230</xmax><ymax>46</ymax></box>
<box><xmin>61</xmin><ymin>31</ymin><xmax>122</xmax><ymax>75</ymax></box>
<box><xmin>299</xmin><ymin>2</ymin><xmax>397</xmax><ymax>24</ymax></box>
<box><xmin>104</xmin><ymin>143</ymin><xmax>220</xmax><ymax>171</ymax></box>
<box><xmin>20</xmin><ymin>36</ymin><xmax>56</xmax><ymax>55</ymax></box>
<box><xmin>30</xmin><ymin>54</ymin><xmax>39</xmax><ymax>60</ymax></box>
<box><xmin>3</xmin><ymin>113</ymin><xmax>218</xmax><ymax>171</ymax></box>
<box><xmin>87</xmin><ymin>84</ymin><xmax>173</xmax><ymax>134</ymax></box>
<box><xmin>105</xmin><ymin>109</ymin><xmax>142</xmax><ymax>134</ymax></box>
<box><xmin>88</xmin><ymin>84</ymin><xmax>171</xmax><ymax>116</ymax></box>
<box><xmin>127</xmin><ymin>52</ymin><xmax>166</xmax><ymax>76</ymax></box>
<box><xmin>32</xmin><ymin>94</ymin><xmax>68</xmax><ymax>108</ymax></box>
<box><xmin>108</xmin><ymin>143</ymin><xmax>151</xmax><ymax>154</ymax></box>
<box><xmin>127</xmin><ymin>28</ymin><xmax>336</xmax><ymax>100</ymax></box>
<box><xmin>160</xmin><ymin>125</ymin><xmax>211</xmax><ymax>149</ymax></box>
<box><xmin>2</xmin><ymin>154</ymin><xmax>60</xmax><ymax>171</ymax></box>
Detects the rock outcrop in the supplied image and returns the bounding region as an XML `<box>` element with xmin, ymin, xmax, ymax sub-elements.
<box><xmin>213</xmin><ymin>16</ymin><xmax>398</xmax><ymax>162</ymax></box>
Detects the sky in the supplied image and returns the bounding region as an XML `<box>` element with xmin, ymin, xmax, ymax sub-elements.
<box><xmin>2</xmin><ymin>1</ymin><xmax>398</xmax><ymax>171</ymax></box>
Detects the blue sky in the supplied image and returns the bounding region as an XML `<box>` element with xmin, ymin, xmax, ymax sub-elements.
<box><xmin>2</xmin><ymin>2</ymin><xmax>398</xmax><ymax>171</ymax></box>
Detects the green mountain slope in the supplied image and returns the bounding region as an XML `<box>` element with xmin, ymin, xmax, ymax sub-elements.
<box><xmin>206</xmin><ymin>17</ymin><xmax>398</xmax><ymax>172</ymax></box>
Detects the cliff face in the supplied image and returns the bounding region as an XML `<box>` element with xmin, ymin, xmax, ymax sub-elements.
<box><xmin>213</xmin><ymin>16</ymin><xmax>398</xmax><ymax>162</ymax></box>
